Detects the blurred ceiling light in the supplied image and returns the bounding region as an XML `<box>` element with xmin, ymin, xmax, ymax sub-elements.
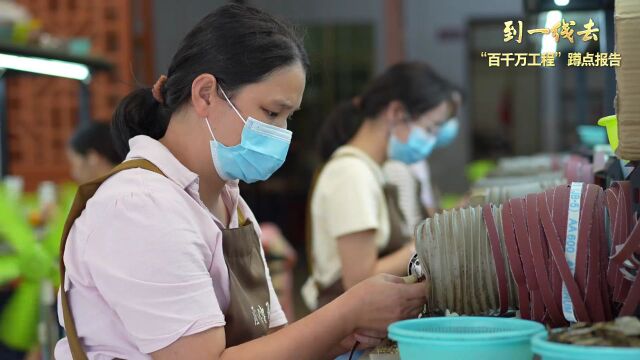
<box><xmin>541</xmin><ymin>10</ymin><xmax>563</xmax><ymax>54</ymax></box>
<box><xmin>0</xmin><ymin>53</ymin><xmax>90</xmax><ymax>81</ymax></box>
<box><xmin>554</xmin><ymin>0</ymin><xmax>570</xmax><ymax>6</ymax></box>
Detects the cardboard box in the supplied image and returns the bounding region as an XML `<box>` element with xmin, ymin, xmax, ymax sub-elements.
<box><xmin>615</xmin><ymin>0</ymin><xmax>640</xmax><ymax>160</ymax></box>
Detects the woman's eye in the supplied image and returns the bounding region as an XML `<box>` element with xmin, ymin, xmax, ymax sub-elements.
<box><xmin>264</xmin><ymin>109</ymin><xmax>279</xmax><ymax>118</ymax></box>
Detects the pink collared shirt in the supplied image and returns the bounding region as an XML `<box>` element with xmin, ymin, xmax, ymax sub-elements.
<box><xmin>55</xmin><ymin>135</ymin><xmax>287</xmax><ymax>360</ymax></box>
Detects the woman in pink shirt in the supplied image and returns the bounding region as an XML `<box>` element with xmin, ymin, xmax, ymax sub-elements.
<box><xmin>56</xmin><ymin>3</ymin><xmax>426</xmax><ymax>360</ymax></box>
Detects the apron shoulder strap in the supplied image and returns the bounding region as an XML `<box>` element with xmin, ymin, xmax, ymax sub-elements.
<box><xmin>60</xmin><ymin>158</ymin><xmax>165</xmax><ymax>360</ymax></box>
<box><xmin>113</xmin><ymin>158</ymin><xmax>164</xmax><ymax>177</ymax></box>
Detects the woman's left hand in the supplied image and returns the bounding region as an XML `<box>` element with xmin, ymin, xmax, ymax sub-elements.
<box><xmin>338</xmin><ymin>329</ymin><xmax>386</xmax><ymax>352</ymax></box>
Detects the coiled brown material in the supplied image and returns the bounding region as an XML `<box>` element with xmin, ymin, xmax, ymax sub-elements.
<box><xmin>416</xmin><ymin>182</ymin><xmax>640</xmax><ymax>325</ymax></box>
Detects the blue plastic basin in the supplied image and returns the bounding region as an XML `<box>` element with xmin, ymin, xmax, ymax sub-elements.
<box><xmin>388</xmin><ymin>317</ymin><xmax>544</xmax><ymax>360</ymax></box>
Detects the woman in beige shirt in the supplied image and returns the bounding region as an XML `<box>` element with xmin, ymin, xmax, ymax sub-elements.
<box><xmin>304</xmin><ymin>62</ymin><xmax>457</xmax><ymax>310</ymax></box>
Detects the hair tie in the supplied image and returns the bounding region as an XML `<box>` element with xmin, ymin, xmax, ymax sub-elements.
<box><xmin>152</xmin><ymin>75</ymin><xmax>168</xmax><ymax>104</ymax></box>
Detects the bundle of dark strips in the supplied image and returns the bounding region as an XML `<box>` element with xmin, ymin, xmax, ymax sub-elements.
<box><xmin>415</xmin><ymin>181</ymin><xmax>640</xmax><ymax>325</ymax></box>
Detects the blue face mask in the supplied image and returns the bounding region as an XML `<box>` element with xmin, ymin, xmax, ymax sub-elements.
<box><xmin>435</xmin><ymin>117</ymin><xmax>459</xmax><ymax>148</ymax></box>
<box><xmin>388</xmin><ymin>125</ymin><xmax>437</xmax><ymax>164</ymax></box>
<box><xmin>205</xmin><ymin>88</ymin><xmax>292</xmax><ymax>183</ymax></box>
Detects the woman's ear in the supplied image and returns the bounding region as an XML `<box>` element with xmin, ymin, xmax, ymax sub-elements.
<box><xmin>191</xmin><ymin>74</ymin><xmax>218</xmax><ymax>118</ymax></box>
<box><xmin>385</xmin><ymin>100</ymin><xmax>408</xmax><ymax>127</ymax></box>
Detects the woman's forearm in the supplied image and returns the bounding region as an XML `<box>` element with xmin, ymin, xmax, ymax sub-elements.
<box><xmin>220</xmin><ymin>294</ymin><xmax>356</xmax><ymax>360</ymax></box>
<box><xmin>373</xmin><ymin>242</ymin><xmax>415</xmax><ymax>277</ymax></box>
<box><xmin>339</xmin><ymin>232</ymin><xmax>415</xmax><ymax>289</ymax></box>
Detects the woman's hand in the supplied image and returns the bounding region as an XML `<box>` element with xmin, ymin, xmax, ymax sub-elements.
<box><xmin>342</xmin><ymin>273</ymin><xmax>427</xmax><ymax>334</ymax></box>
<box><xmin>337</xmin><ymin>329</ymin><xmax>386</xmax><ymax>352</ymax></box>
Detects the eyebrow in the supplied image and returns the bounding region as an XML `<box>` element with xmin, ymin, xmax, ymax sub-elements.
<box><xmin>272</xmin><ymin>99</ymin><xmax>301</xmax><ymax>111</ymax></box>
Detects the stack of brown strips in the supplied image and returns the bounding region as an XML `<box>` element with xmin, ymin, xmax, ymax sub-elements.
<box><xmin>415</xmin><ymin>181</ymin><xmax>640</xmax><ymax>325</ymax></box>
<box><xmin>548</xmin><ymin>317</ymin><xmax>640</xmax><ymax>347</ymax></box>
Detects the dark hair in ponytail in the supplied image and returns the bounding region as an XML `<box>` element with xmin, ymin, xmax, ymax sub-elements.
<box><xmin>112</xmin><ymin>3</ymin><xmax>309</xmax><ymax>156</ymax></box>
<box><xmin>70</xmin><ymin>121</ymin><xmax>124</xmax><ymax>165</ymax></box>
<box><xmin>317</xmin><ymin>62</ymin><xmax>457</xmax><ymax>161</ymax></box>
<box><xmin>317</xmin><ymin>100</ymin><xmax>362</xmax><ymax>162</ymax></box>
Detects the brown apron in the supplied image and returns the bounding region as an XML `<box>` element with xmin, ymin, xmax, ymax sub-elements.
<box><xmin>314</xmin><ymin>154</ymin><xmax>412</xmax><ymax>308</ymax></box>
<box><xmin>59</xmin><ymin>159</ymin><xmax>270</xmax><ymax>360</ymax></box>
<box><xmin>220</xmin><ymin>215</ymin><xmax>271</xmax><ymax>346</ymax></box>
